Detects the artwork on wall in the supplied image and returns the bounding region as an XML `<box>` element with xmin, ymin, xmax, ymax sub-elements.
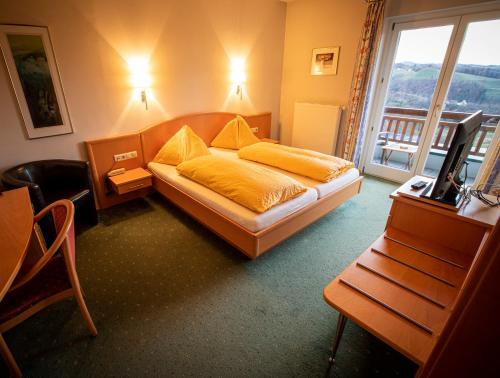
<box><xmin>0</xmin><ymin>25</ymin><xmax>73</xmax><ymax>139</ymax></box>
<box><xmin>310</xmin><ymin>46</ymin><xmax>340</xmax><ymax>76</ymax></box>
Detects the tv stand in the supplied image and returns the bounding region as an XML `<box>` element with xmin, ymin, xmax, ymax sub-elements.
<box><xmin>323</xmin><ymin>176</ymin><xmax>499</xmax><ymax>373</ymax></box>
<box><xmin>401</xmin><ymin>176</ymin><xmax>464</xmax><ymax>212</ymax></box>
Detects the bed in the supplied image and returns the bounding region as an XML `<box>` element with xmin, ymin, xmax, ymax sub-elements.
<box><xmin>86</xmin><ymin>112</ymin><xmax>363</xmax><ymax>259</ymax></box>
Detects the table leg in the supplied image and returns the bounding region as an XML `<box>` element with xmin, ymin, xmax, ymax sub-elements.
<box><xmin>383</xmin><ymin>150</ymin><xmax>392</xmax><ymax>165</ymax></box>
<box><xmin>328</xmin><ymin>314</ymin><xmax>347</xmax><ymax>366</ymax></box>
<box><xmin>408</xmin><ymin>153</ymin><xmax>414</xmax><ymax>170</ymax></box>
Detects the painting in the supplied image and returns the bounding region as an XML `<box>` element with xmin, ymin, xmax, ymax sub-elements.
<box><xmin>311</xmin><ymin>46</ymin><xmax>340</xmax><ymax>76</ymax></box>
<box><xmin>0</xmin><ymin>25</ymin><xmax>72</xmax><ymax>138</ymax></box>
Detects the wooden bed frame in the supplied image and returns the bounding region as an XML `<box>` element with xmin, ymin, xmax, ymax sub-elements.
<box><xmin>140</xmin><ymin>112</ymin><xmax>363</xmax><ymax>258</ymax></box>
<box><xmin>153</xmin><ymin>174</ymin><xmax>362</xmax><ymax>259</ymax></box>
<box><xmin>86</xmin><ymin>112</ymin><xmax>363</xmax><ymax>259</ymax></box>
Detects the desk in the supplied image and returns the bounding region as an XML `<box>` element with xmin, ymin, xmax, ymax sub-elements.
<box><xmin>382</xmin><ymin>143</ymin><xmax>418</xmax><ymax>170</ymax></box>
<box><xmin>0</xmin><ymin>188</ymin><xmax>33</xmax><ymax>302</ymax></box>
<box><xmin>323</xmin><ymin>178</ymin><xmax>499</xmax><ymax>372</ymax></box>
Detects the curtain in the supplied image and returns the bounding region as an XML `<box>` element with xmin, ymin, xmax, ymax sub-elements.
<box><xmin>341</xmin><ymin>0</ymin><xmax>385</xmax><ymax>166</ymax></box>
<box><xmin>483</xmin><ymin>146</ymin><xmax>499</xmax><ymax>196</ymax></box>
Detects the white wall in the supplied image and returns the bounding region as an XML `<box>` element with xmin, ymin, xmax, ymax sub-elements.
<box><xmin>279</xmin><ymin>0</ymin><xmax>367</xmax><ymax>150</ymax></box>
<box><xmin>0</xmin><ymin>0</ymin><xmax>286</xmax><ymax>172</ymax></box>
<box><xmin>279</xmin><ymin>0</ymin><xmax>495</xmax><ymax>156</ymax></box>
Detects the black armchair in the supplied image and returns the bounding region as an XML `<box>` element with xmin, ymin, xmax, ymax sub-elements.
<box><xmin>1</xmin><ymin>160</ymin><xmax>98</xmax><ymax>240</ymax></box>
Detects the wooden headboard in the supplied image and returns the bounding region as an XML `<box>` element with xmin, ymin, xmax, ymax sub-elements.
<box><xmin>86</xmin><ymin>112</ymin><xmax>272</xmax><ymax>209</ymax></box>
<box><xmin>140</xmin><ymin>112</ymin><xmax>271</xmax><ymax>164</ymax></box>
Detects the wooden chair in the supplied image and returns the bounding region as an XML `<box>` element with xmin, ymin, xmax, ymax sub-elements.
<box><xmin>0</xmin><ymin>199</ymin><xmax>97</xmax><ymax>377</ymax></box>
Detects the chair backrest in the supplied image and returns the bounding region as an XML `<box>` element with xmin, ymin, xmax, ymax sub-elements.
<box><xmin>9</xmin><ymin>199</ymin><xmax>75</xmax><ymax>291</ymax></box>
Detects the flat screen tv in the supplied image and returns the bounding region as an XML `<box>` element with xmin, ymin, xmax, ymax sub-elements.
<box><xmin>422</xmin><ymin>110</ymin><xmax>483</xmax><ymax>206</ymax></box>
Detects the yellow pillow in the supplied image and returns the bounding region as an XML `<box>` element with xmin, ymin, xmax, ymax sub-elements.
<box><xmin>153</xmin><ymin>125</ymin><xmax>209</xmax><ymax>165</ymax></box>
<box><xmin>210</xmin><ymin>115</ymin><xmax>260</xmax><ymax>149</ymax></box>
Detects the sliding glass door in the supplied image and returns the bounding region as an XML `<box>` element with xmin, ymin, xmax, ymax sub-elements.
<box><xmin>362</xmin><ymin>9</ymin><xmax>500</xmax><ymax>184</ymax></box>
<box><xmin>417</xmin><ymin>17</ymin><xmax>500</xmax><ymax>185</ymax></box>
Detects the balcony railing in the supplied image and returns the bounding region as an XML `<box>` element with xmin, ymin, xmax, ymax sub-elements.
<box><xmin>378</xmin><ymin>107</ymin><xmax>499</xmax><ymax>158</ymax></box>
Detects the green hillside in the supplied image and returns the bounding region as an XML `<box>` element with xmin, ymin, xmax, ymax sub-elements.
<box><xmin>386</xmin><ymin>63</ymin><xmax>500</xmax><ymax>114</ymax></box>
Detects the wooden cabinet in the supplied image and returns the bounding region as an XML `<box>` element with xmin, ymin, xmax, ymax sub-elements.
<box><xmin>108</xmin><ymin>168</ymin><xmax>152</xmax><ymax>195</ymax></box>
<box><xmin>323</xmin><ymin>177</ymin><xmax>499</xmax><ymax>373</ymax></box>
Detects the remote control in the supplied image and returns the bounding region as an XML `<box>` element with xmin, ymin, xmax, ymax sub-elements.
<box><xmin>411</xmin><ymin>180</ymin><xmax>428</xmax><ymax>190</ymax></box>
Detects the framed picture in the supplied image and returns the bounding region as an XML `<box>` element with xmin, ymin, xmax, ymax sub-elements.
<box><xmin>310</xmin><ymin>46</ymin><xmax>340</xmax><ymax>76</ymax></box>
<box><xmin>0</xmin><ymin>25</ymin><xmax>73</xmax><ymax>139</ymax></box>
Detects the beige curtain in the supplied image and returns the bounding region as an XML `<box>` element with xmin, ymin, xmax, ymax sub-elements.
<box><xmin>341</xmin><ymin>0</ymin><xmax>385</xmax><ymax>164</ymax></box>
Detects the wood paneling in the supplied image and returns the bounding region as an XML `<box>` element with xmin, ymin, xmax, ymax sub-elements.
<box><xmin>86</xmin><ymin>133</ymin><xmax>150</xmax><ymax>209</ymax></box>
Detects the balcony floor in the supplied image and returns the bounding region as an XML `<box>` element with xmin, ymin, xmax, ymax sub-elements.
<box><xmin>374</xmin><ymin>159</ymin><xmax>475</xmax><ymax>185</ymax></box>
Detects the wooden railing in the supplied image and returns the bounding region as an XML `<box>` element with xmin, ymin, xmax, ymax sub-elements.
<box><xmin>378</xmin><ymin>107</ymin><xmax>499</xmax><ymax>158</ymax></box>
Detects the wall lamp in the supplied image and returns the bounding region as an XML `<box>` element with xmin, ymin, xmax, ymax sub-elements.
<box><xmin>230</xmin><ymin>58</ymin><xmax>246</xmax><ymax>100</ymax></box>
<box><xmin>129</xmin><ymin>58</ymin><xmax>152</xmax><ymax>110</ymax></box>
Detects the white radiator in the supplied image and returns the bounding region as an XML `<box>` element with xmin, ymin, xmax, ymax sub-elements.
<box><xmin>291</xmin><ymin>102</ymin><xmax>343</xmax><ymax>155</ymax></box>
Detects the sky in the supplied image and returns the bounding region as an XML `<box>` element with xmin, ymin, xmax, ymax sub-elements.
<box><xmin>394</xmin><ymin>19</ymin><xmax>500</xmax><ymax>66</ymax></box>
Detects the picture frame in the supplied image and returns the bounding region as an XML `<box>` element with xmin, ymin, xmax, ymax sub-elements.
<box><xmin>0</xmin><ymin>24</ymin><xmax>73</xmax><ymax>139</ymax></box>
<box><xmin>310</xmin><ymin>46</ymin><xmax>340</xmax><ymax>76</ymax></box>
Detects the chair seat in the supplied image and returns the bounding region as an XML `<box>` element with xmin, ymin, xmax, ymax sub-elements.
<box><xmin>0</xmin><ymin>255</ymin><xmax>71</xmax><ymax>324</ymax></box>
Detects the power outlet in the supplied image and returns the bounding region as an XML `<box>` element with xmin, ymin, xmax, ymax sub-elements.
<box><xmin>250</xmin><ymin>127</ymin><xmax>259</xmax><ymax>133</ymax></box>
<box><xmin>114</xmin><ymin>150</ymin><xmax>138</xmax><ymax>162</ymax></box>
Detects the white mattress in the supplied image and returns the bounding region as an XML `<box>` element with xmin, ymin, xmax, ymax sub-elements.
<box><xmin>148</xmin><ymin>162</ymin><xmax>318</xmax><ymax>233</ymax></box>
<box><xmin>209</xmin><ymin>147</ymin><xmax>359</xmax><ymax>198</ymax></box>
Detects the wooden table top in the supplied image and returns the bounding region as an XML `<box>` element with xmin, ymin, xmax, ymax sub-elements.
<box><xmin>381</xmin><ymin>143</ymin><xmax>418</xmax><ymax>153</ymax></box>
<box><xmin>323</xmin><ymin>231</ymin><xmax>466</xmax><ymax>366</ymax></box>
<box><xmin>0</xmin><ymin>187</ymin><xmax>34</xmax><ymax>302</ymax></box>
<box><xmin>393</xmin><ymin>176</ymin><xmax>500</xmax><ymax>228</ymax></box>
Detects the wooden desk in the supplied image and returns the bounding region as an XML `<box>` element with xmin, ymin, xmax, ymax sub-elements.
<box><xmin>0</xmin><ymin>188</ymin><xmax>33</xmax><ymax>302</ymax></box>
<box><xmin>323</xmin><ymin>178</ymin><xmax>499</xmax><ymax>373</ymax></box>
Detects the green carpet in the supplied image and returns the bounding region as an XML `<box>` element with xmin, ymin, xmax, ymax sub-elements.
<box><xmin>1</xmin><ymin>176</ymin><xmax>418</xmax><ymax>377</ymax></box>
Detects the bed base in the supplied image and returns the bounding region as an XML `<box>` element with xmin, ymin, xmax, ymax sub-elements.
<box><xmin>153</xmin><ymin>175</ymin><xmax>363</xmax><ymax>259</ymax></box>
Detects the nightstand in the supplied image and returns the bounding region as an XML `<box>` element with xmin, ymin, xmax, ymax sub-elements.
<box><xmin>261</xmin><ymin>138</ymin><xmax>279</xmax><ymax>144</ymax></box>
<box><xmin>108</xmin><ymin>167</ymin><xmax>152</xmax><ymax>195</ymax></box>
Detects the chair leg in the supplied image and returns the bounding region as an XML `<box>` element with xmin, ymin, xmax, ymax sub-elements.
<box><xmin>0</xmin><ymin>334</ymin><xmax>21</xmax><ymax>378</ymax></box>
<box><xmin>74</xmin><ymin>288</ymin><xmax>98</xmax><ymax>337</ymax></box>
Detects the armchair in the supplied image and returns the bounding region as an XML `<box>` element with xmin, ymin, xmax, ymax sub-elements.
<box><xmin>0</xmin><ymin>199</ymin><xmax>97</xmax><ymax>377</ymax></box>
<box><xmin>1</xmin><ymin>160</ymin><xmax>98</xmax><ymax>240</ymax></box>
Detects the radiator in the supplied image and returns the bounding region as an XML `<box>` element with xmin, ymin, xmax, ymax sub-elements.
<box><xmin>291</xmin><ymin>102</ymin><xmax>343</xmax><ymax>155</ymax></box>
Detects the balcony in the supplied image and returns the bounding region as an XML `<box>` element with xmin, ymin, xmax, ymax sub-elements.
<box><xmin>373</xmin><ymin>107</ymin><xmax>499</xmax><ymax>181</ymax></box>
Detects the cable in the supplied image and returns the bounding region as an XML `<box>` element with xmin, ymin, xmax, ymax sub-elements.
<box><xmin>448</xmin><ymin>161</ymin><xmax>500</xmax><ymax>207</ymax></box>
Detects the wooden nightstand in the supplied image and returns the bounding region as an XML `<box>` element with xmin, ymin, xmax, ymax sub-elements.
<box><xmin>108</xmin><ymin>167</ymin><xmax>152</xmax><ymax>195</ymax></box>
<box><xmin>261</xmin><ymin>138</ymin><xmax>279</xmax><ymax>144</ymax></box>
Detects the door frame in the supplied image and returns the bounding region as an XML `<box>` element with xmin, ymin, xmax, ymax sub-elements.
<box><xmin>359</xmin><ymin>1</ymin><xmax>500</xmax><ymax>183</ymax></box>
<box><xmin>361</xmin><ymin>16</ymin><xmax>460</xmax><ymax>183</ymax></box>
<box><xmin>413</xmin><ymin>9</ymin><xmax>500</xmax><ymax>179</ymax></box>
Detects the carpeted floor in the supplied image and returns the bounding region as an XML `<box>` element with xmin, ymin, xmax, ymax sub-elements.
<box><xmin>1</xmin><ymin>175</ymin><xmax>418</xmax><ymax>377</ymax></box>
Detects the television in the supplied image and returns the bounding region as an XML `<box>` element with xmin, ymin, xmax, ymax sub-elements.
<box><xmin>422</xmin><ymin>110</ymin><xmax>483</xmax><ymax>206</ymax></box>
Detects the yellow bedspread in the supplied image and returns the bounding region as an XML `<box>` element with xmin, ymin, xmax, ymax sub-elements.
<box><xmin>238</xmin><ymin>142</ymin><xmax>354</xmax><ymax>182</ymax></box>
<box><xmin>176</xmin><ymin>155</ymin><xmax>307</xmax><ymax>213</ymax></box>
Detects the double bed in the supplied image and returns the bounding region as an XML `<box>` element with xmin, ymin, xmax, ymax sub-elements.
<box><xmin>87</xmin><ymin>112</ymin><xmax>363</xmax><ymax>259</ymax></box>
